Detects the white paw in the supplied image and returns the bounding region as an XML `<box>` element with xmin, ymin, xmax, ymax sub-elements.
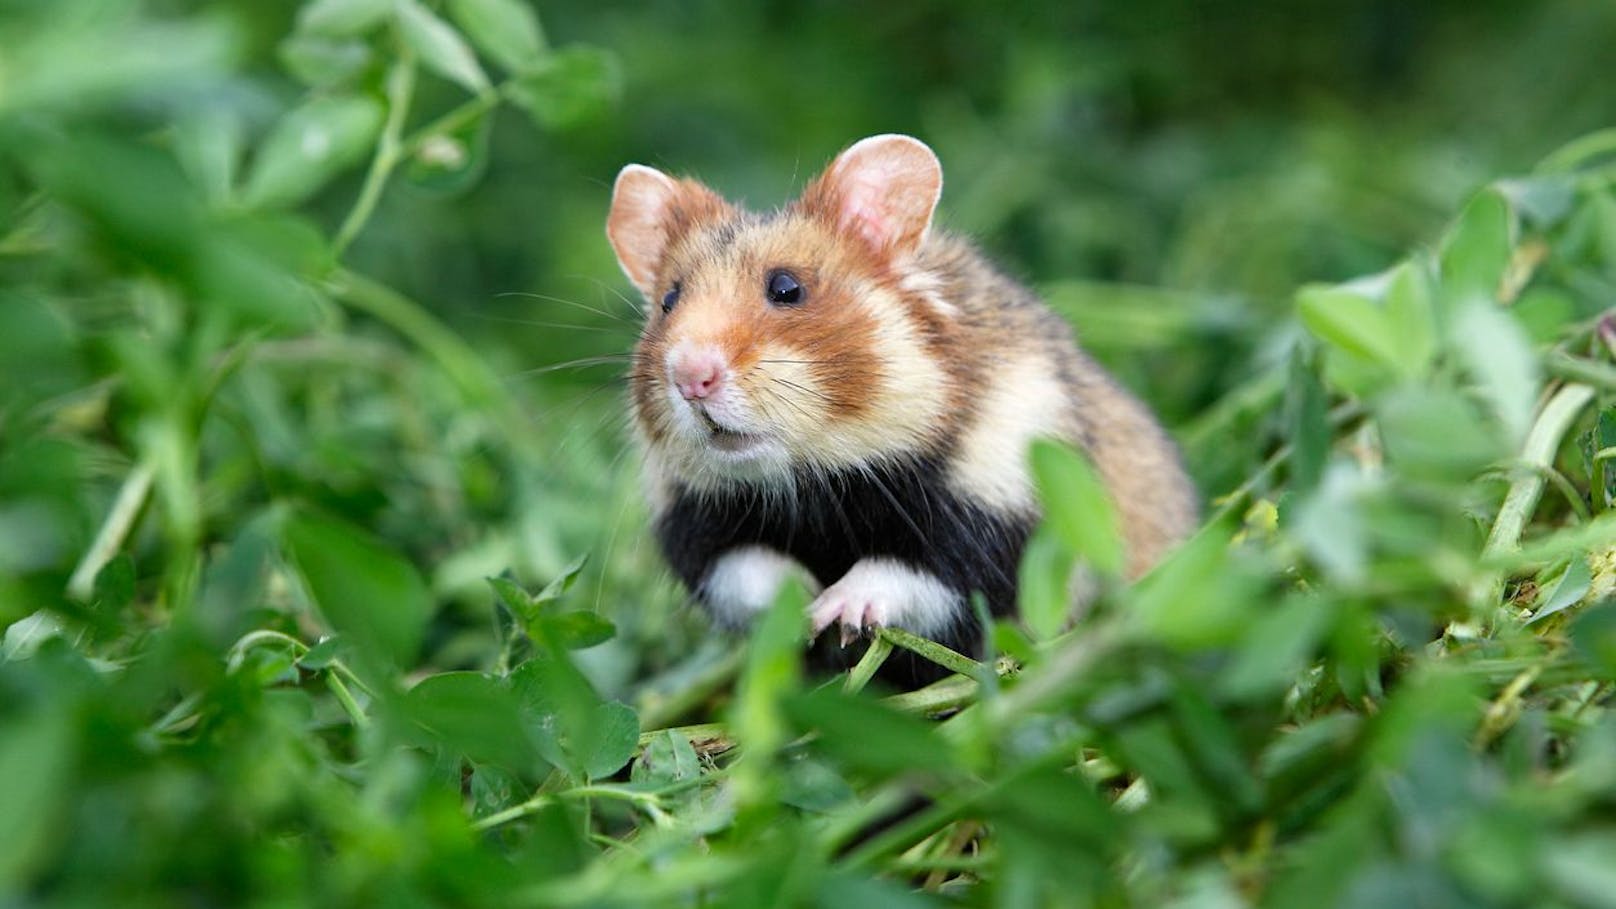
<box><xmin>809</xmin><ymin>584</ymin><xmax>892</xmax><ymax>646</ymax></box>
<box><xmin>807</xmin><ymin>559</ymin><xmax>962</xmax><ymax>646</ymax></box>
<box><xmin>700</xmin><ymin>546</ymin><xmax>817</xmax><ymax>629</ymax></box>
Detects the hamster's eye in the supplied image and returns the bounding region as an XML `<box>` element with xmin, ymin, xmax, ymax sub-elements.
<box><xmin>765</xmin><ymin>269</ymin><xmax>804</xmax><ymax>306</ymax></box>
<box><xmin>661</xmin><ymin>281</ymin><xmax>681</xmax><ymax>314</ymax></box>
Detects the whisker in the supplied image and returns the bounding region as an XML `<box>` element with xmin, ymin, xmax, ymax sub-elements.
<box><xmin>565</xmin><ymin>274</ymin><xmax>648</xmax><ymax>320</ymax></box>
<box><xmin>467</xmin><ymin>313</ymin><xmax>630</xmax><ymax>335</ymax></box>
<box><xmin>494</xmin><ymin>291</ymin><xmax>641</xmax><ymax>327</ymax></box>
<box><xmin>762</xmin><ymin>374</ymin><xmax>833</xmax><ymax>404</ymax></box>
<box><xmin>507</xmin><ymin>354</ymin><xmax>635</xmax><ymax>379</ymax></box>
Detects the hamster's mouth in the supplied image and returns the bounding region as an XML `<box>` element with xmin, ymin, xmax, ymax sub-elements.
<box><xmin>697</xmin><ymin>408</ymin><xmax>768</xmax><ymax>455</ymax></box>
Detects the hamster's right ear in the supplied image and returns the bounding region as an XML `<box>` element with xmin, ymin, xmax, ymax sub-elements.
<box><xmin>606</xmin><ymin>164</ymin><xmax>727</xmax><ymax>299</ymax></box>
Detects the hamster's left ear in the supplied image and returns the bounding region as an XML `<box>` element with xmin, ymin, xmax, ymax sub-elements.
<box><xmin>800</xmin><ymin>134</ymin><xmax>942</xmax><ymax>257</ymax></box>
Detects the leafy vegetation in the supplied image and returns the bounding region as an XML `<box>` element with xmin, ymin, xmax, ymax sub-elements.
<box><xmin>5</xmin><ymin>0</ymin><xmax>1616</xmax><ymax>906</ymax></box>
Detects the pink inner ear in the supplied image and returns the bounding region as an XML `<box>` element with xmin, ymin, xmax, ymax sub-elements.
<box><xmin>839</xmin><ymin>176</ymin><xmax>895</xmax><ymax>250</ymax></box>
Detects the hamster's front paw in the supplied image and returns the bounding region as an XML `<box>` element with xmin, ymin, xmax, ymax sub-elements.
<box><xmin>809</xmin><ymin>585</ymin><xmax>891</xmax><ymax>647</ymax></box>
<box><xmin>807</xmin><ymin>558</ymin><xmax>961</xmax><ymax>647</ymax></box>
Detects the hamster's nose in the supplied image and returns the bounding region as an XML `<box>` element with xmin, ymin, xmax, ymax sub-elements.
<box><xmin>671</xmin><ymin>349</ymin><xmax>725</xmax><ymax>400</ymax></box>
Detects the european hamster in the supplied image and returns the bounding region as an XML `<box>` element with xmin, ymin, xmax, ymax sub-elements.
<box><xmin>605</xmin><ymin>134</ymin><xmax>1197</xmax><ymax>683</ymax></box>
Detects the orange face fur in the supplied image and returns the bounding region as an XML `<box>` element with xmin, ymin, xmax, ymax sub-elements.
<box><xmin>607</xmin><ymin>136</ymin><xmax>959</xmax><ymax>490</ymax></box>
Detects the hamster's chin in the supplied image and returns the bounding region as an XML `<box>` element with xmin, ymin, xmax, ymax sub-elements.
<box><xmin>699</xmin><ymin>428</ymin><xmax>784</xmax><ymax>468</ymax></box>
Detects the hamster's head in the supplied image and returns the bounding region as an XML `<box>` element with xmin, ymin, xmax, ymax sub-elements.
<box><xmin>606</xmin><ymin>135</ymin><xmax>958</xmax><ymax>489</ymax></box>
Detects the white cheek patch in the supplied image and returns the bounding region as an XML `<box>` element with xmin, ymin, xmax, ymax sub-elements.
<box><xmin>699</xmin><ymin>546</ymin><xmax>820</xmax><ymax>628</ymax></box>
<box><xmin>809</xmin><ymin>558</ymin><xmax>963</xmax><ymax>640</ymax></box>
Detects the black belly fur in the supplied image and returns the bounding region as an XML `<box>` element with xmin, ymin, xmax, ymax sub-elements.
<box><xmin>654</xmin><ymin>455</ymin><xmax>1035</xmax><ymax>687</ymax></box>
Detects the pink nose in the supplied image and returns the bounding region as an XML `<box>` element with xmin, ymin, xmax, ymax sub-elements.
<box><xmin>671</xmin><ymin>349</ymin><xmax>725</xmax><ymax>400</ymax></box>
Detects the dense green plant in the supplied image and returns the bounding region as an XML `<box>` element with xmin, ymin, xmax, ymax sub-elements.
<box><xmin>6</xmin><ymin>0</ymin><xmax>1616</xmax><ymax>906</ymax></box>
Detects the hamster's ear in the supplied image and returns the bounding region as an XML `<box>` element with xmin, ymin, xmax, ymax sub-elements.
<box><xmin>606</xmin><ymin>164</ymin><xmax>727</xmax><ymax>298</ymax></box>
<box><xmin>800</xmin><ymin>134</ymin><xmax>942</xmax><ymax>257</ymax></box>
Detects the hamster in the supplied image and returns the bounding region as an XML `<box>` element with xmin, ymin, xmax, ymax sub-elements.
<box><xmin>605</xmin><ymin>134</ymin><xmax>1197</xmax><ymax>683</ymax></box>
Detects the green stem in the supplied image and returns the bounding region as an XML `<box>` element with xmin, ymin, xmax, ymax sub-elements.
<box><xmin>1536</xmin><ymin>127</ymin><xmax>1616</xmax><ymax>174</ymax></box>
<box><xmin>1546</xmin><ymin>351</ymin><xmax>1616</xmax><ymax>391</ymax></box>
<box><xmin>844</xmin><ymin>634</ymin><xmax>894</xmax><ymax>693</ymax></box>
<box><xmin>334</xmin><ymin>53</ymin><xmax>417</xmax><ymax>257</ymax></box>
<box><xmin>877</xmin><ymin>627</ymin><xmax>983</xmax><ymax>678</ymax></box>
<box><xmin>1483</xmin><ymin>383</ymin><xmax>1597</xmax><ymax>558</ymax></box>
<box><xmin>399</xmin><ymin>88</ymin><xmax>502</xmax><ymax>159</ymax></box>
<box><xmin>327</xmin><ymin>672</ymin><xmax>371</xmax><ymax>729</ymax></box>
<box><xmin>473</xmin><ymin>794</ymin><xmax>553</xmax><ymax>832</ymax></box>
<box><xmin>66</xmin><ymin>458</ymin><xmax>155</xmax><ymax>601</ymax></box>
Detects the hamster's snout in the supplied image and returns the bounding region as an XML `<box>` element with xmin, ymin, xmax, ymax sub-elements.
<box><xmin>670</xmin><ymin>347</ymin><xmax>726</xmax><ymax>401</ymax></box>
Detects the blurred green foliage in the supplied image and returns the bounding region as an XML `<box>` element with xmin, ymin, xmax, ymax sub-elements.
<box><xmin>5</xmin><ymin>0</ymin><xmax>1616</xmax><ymax>906</ymax></box>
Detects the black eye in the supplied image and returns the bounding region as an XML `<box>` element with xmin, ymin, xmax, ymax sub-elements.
<box><xmin>661</xmin><ymin>281</ymin><xmax>681</xmax><ymax>314</ymax></box>
<box><xmin>766</xmin><ymin>269</ymin><xmax>804</xmax><ymax>306</ymax></box>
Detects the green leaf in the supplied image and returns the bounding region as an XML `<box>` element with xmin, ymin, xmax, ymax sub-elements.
<box><xmin>784</xmin><ymin>687</ymin><xmax>959</xmax><ymax>777</ymax></box>
<box><xmin>1451</xmin><ymin>300</ymin><xmax>1540</xmax><ymax>444</ymax></box>
<box><xmin>1221</xmin><ymin>594</ymin><xmax>1335</xmax><ymax>698</ymax></box>
<box><xmin>509</xmin><ymin>653</ymin><xmax>634</xmax><ymax>779</ymax></box>
<box><xmin>1440</xmin><ymin>188</ymin><xmax>1514</xmax><ymax>310</ymax></box>
<box><xmin>1530</xmin><ymin>557</ymin><xmax>1592</xmax><ymax>624</ymax></box>
<box><xmin>284</xmin><ymin>511</ymin><xmax>430</xmax><ymax>671</ymax></box>
<box><xmin>0</xmin><ymin>709</ymin><xmax>74</xmax><ymax>888</ymax></box>
<box><xmin>1383</xmin><ymin>260</ymin><xmax>1437</xmax><ymax>377</ymax></box>
<box><xmin>510</xmin><ymin>654</ymin><xmax>596</xmax><ymax>776</ymax></box>
<box><xmin>1570</xmin><ymin>604</ymin><xmax>1616</xmax><ymax>681</ymax></box>
<box><xmin>1498</xmin><ymin>175</ymin><xmax>1576</xmax><ymax>228</ymax></box>
<box><xmin>449</xmin><ymin>0</ymin><xmax>546</xmax><ymax>73</ymax></box>
<box><xmin>90</xmin><ymin>553</ymin><xmax>135</xmax><ymax>613</ymax></box>
<box><xmin>780</xmin><ymin>754</ymin><xmax>855</xmax><ymax>812</ymax></box>
<box><xmin>241</xmin><ymin>94</ymin><xmax>384</xmax><ymax>210</ymax></box>
<box><xmin>1285</xmin><ymin>348</ymin><xmax>1329</xmax><ymax>495</ymax></box>
<box><xmin>296</xmin><ymin>0</ymin><xmax>393</xmax><ymax>37</ymax></box>
<box><xmin>172</xmin><ymin>107</ymin><xmax>244</xmax><ymax>209</ymax></box>
<box><xmin>397</xmin><ymin>0</ymin><xmax>491</xmax><ymax>94</ymax></box>
<box><xmin>278</xmin><ymin>33</ymin><xmax>374</xmax><ymax>88</ymax></box>
<box><xmin>1374</xmin><ymin>386</ymin><xmax>1504</xmax><ymax>480</ymax></box>
<box><xmin>730</xmin><ymin>580</ymin><xmax>808</xmax><ymax>760</ymax></box>
<box><xmin>579</xmin><ymin>700</ymin><xmax>639</xmax><ymax>779</ymax></box>
<box><xmin>816</xmin><ymin>872</ymin><xmax>947</xmax><ymax>909</ymax></box>
<box><xmin>546</xmin><ymin>610</ymin><xmax>616</xmax><ymax>650</ymax></box>
<box><xmin>297</xmin><ymin>636</ymin><xmax>344</xmax><ymax>670</ymax></box>
<box><xmin>1129</xmin><ymin>524</ymin><xmax>1254</xmax><ymax>649</ymax></box>
<box><xmin>1297</xmin><ymin>284</ymin><xmax>1401</xmax><ymax>371</ymax></box>
<box><xmin>469</xmin><ymin>764</ymin><xmax>520</xmax><ymax>817</ymax></box>
<box><xmin>507</xmin><ymin>45</ymin><xmax>620</xmax><ymax>130</ymax></box>
<box><xmin>534</xmin><ymin>553</ymin><xmax>589</xmax><ymax>605</ymax></box>
<box><xmin>1543</xmin><ymin>831</ymin><xmax>1616</xmax><ymax>908</ymax></box>
<box><xmin>632</xmin><ymin>729</ymin><xmax>702</xmax><ymax>787</ymax></box>
<box><xmin>1017</xmin><ymin>527</ymin><xmax>1076</xmax><ymax>643</ymax></box>
<box><xmin>1029</xmin><ymin>439</ymin><xmax>1123</xmax><ymax>577</ymax></box>
<box><xmin>487</xmin><ymin>576</ymin><xmax>536</xmax><ymax>623</ymax></box>
<box><xmin>404</xmin><ymin>671</ymin><xmax>539</xmax><ymax>770</ymax></box>
<box><xmin>1168</xmin><ymin>677</ymin><xmax>1262</xmax><ymax>814</ymax></box>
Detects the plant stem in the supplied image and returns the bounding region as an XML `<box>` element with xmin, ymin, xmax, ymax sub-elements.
<box><xmin>473</xmin><ymin>794</ymin><xmax>553</xmax><ymax>832</ymax></box>
<box><xmin>334</xmin><ymin>53</ymin><xmax>417</xmax><ymax>257</ymax></box>
<box><xmin>878</xmin><ymin>627</ymin><xmax>983</xmax><ymax>678</ymax></box>
<box><xmin>1546</xmin><ymin>351</ymin><xmax>1616</xmax><ymax>391</ymax></box>
<box><xmin>66</xmin><ymin>459</ymin><xmax>156</xmax><ymax>601</ymax></box>
<box><xmin>845</xmin><ymin>634</ymin><xmax>894</xmax><ymax>693</ymax></box>
<box><xmin>1483</xmin><ymin>383</ymin><xmax>1596</xmax><ymax>558</ymax></box>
